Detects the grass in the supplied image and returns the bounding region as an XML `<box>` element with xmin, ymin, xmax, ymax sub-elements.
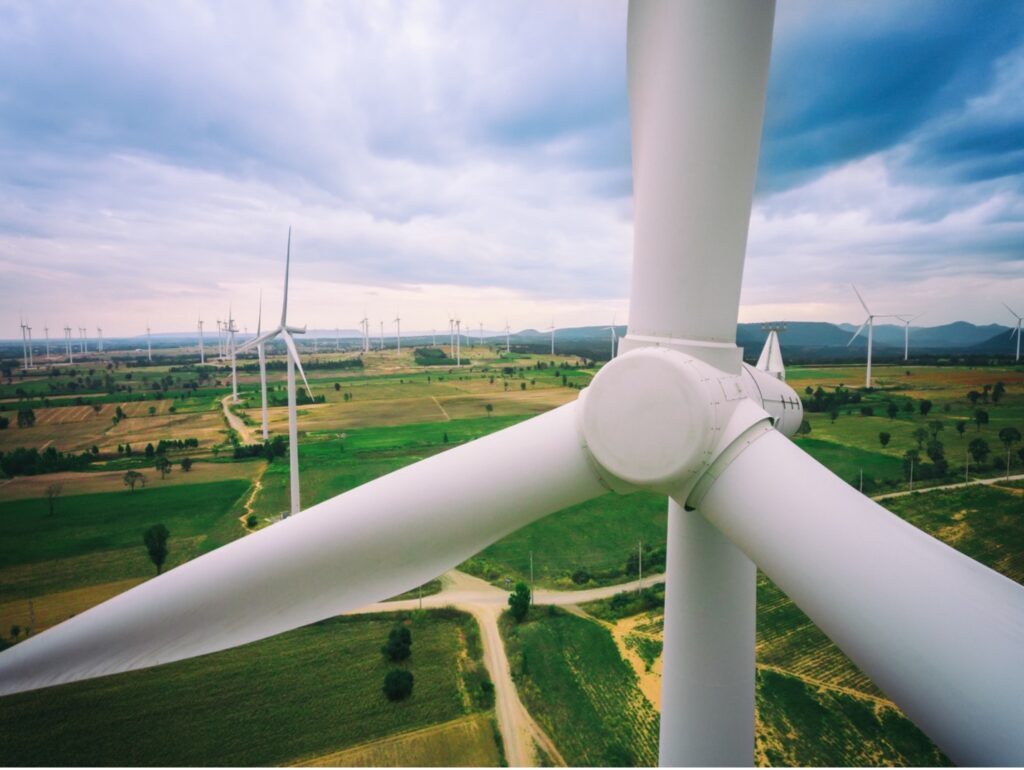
<box><xmin>500</xmin><ymin>607</ymin><xmax>659</xmax><ymax>767</ymax></box>
<box><xmin>0</xmin><ymin>480</ymin><xmax>250</xmax><ymax>570</ymax></box>
<box><xmin>0</xmin><ymin>609</ymin><xmax>493</xmax><ymax>766</ymax></box>
<box><xmin>755</xmin><ymin>668</ymin><xmax>949</xmax><ymax>767</ymax></box>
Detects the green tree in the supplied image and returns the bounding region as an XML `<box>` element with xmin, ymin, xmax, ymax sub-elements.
<box><xmin>992</xmin><ymin>382</ymin><xmax>1006</xmax><ymax>404</ymax></box>
<box><xmin>16</xmin><ymin>408</ymin><xmax>35</xmax><ymax>428</ymax></box>
<box><xmin>999</xmin><ymin>427</ymin><xmax>1021</xmax><ymax>451</ymax></box>
<box><xmin>912</xmin><ymin>427</ymin><xmax>929</xmax><ymax>449</ymax></box>
<box><xmin>245</xmin><ymin>514</ymin><xmax>258</xmax><ymax>528</ymax></box>
<box><xmin>123</xmin><ymin>470</ymin><xmax>146</xmax><ymax>493</ymax></box>
<box><xmin>508</xmin><ymin>581</ymin><xmax>531</xmax><ymax>622</ymax></box>
<box><xmin>967</xmin><ymin>390</ymin><xmax>981</xmax><ymax>406</ymax></box>
<box><xmin>180</xmin><ymin>457</ymin><xmax>194</xmax><ymax>472</ymax></box>
<box><xmin>155</xmin><ymin>456</ymin><xmax>172</xmax><ymax>480</ymax></box>
<box><xmin>886</xmin><ymin>402</ymin><xmax>899</xmax><ymax>420</ymax></box>
<box><xmin>918</xmin><ymin>399</ymin><xmax>933</xmax><ymax>417</ymax></box>
<box><xmin>974</xmin><ymin>409</ymin><xmax>989</xmax><ymax>431</ymax></box>
<box><xmin>968</xmin><ymin>438</ymin><xmax>990</xmax><ymax>464</ymax></box>
<box><xmin>145</xmin><ymin>442</ymin><xmax>155</xmax><ymax>458</ymax></box>
<box><xmin>796</xmin><ymin>420</ymin><xmax>811</xmax><ymax>436</ymax></box>
<box><xmin>143</xmin><ymin>523</ymin><xmax>170</xmax><ymax>575</ymax></box>
<box><xmin>829</xmin><ymin>408</ymin><xmax>839</xmax><ymax>424</ymax></box>
<box><xmin>45</xmin><ymin>483</ymin><xmax>62</xmax><ymax>516</ymax></box>
<box><xmin>485</xmin><ymin>403</ymin><xmax>494</xmax><ymax>417</ymax></box>
<box><xmin>148</xmin><ymin>405</ymin><xmax>156</xmax><ymax>416</ymax></box>
<box><xmin>382</xmin><ymin>624</ymin><xmax>412</xmax><ymax>662</ymax></box>
<box><xmin>926</xmin><ymin>439</ymin><xmax>945</xmax><ymax>465</ymax></box>
<box><xmin>955</xmin><ymin>421</ymin><xmax>967</xmax><ymax>439</ymax></box>
<box><xmin>928</xmin><ymin>420</ymin><xmax>944</xmax><ymax>439</ymax></box>
<box><xmin>383</xmin><ymin>669</ymin><xmax>414</xmax><ymax>701</ymax></box>
<box><xmin>878</xmin><ymin>432</ymin><xmax>891</xmax><ymax>448</ymax></box>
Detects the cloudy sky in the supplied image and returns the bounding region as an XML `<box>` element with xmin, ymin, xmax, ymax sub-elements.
<box><xmin>2</xmin><ymin>0</ymin><xmax>1023</xmax><ymax>337</ymax></box>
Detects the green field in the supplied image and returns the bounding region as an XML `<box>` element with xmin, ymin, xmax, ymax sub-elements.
<box><xmin>500</xmin><ymin>608</ymin><xmax>660</xmax><ymax>767</ymax></box>
<box><xmin>0</xmin><ymin>609</ymin><xmax>496</xmax><ymax>766</ymax></box>
<box><xmin>755</xmin><ymin>669</ymin><xmax>949</xmax><ymax>767</ymax></box>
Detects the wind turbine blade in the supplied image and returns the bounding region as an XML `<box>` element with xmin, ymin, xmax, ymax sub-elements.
<box><xmin>626</xmin><ymin>0</ymin><xmax>775</xmax><ymax>345</ymax></box>
<box><xmin>0</xmin><ymin>402</ymin><xmax>603</xmax><ymax>696</ymax></box>
<box><xmin>692</xmin><ymin>429</ymin><xmax>1024</xmax><ymax>767</ymax></box>
<box><xmin>237</xmin><ymin>329</ymin><xmax>280</xmax><ymax>353</ymax></box>
<box><xmin>847</xmin><ymin>318</ymin><xmax>868</xmax><ymax>346</ymax></box>
<box><xmin>281</xmin><ymin>331</ymin><xmax>312</xmax><ymax>398</ymax></box>
<box><xmin>281</xmin><ymin>227</ymin><xmax>291</xmax><ymax>326</ymax></box>
<box><xmin>1002</xmin><ymin>302</ymin><xmax>1022</xmax><ymax>320</ymax></box>
<box><xmin>851</xmin><ymin>284</ymin><xmax>870</xmax><ymax>314</ymax></box>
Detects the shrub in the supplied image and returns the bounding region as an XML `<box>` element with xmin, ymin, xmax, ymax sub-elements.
<box><xmin>383</xmin><ymin>669</ymin><xmax>414</xmax><ymax>701</ymax></box>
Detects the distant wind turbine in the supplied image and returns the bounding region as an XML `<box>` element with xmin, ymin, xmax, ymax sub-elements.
<box><xmin>394</xmin><ymin>314</ymin><xmax>401</xmax><ymax>354</ymax></box>
<box><xmin>549</xmin><ymin>319</ymin><xmax>555</xmax><ymax>356</ymax></box>
<box><xmin>43</xmin><ymin>324</ymin><xmax>50</xmax><ymax>360</ymax></box>
<box><xmin>505</xmin><ymin>320</ymin><xmax>511</xmax><ymax>353</ymax></box>
<box><xmin>893</xmin><ymin>314</ymin><xmax>922</xmax><ymax>362</ymax></box>
<box><xmin>605</xmin><ymin>316</ymin><xmax>618</xmax><ymax>361</ymax></box>
<box><xmin>847</xmin><ymin>285</ymin><xmax>895</xmax><ymax>389</ymax></box>
<box><xmin>146</xmin><ymin>325</ymin><xmax>152</xmax><ymax>363</ymax></box>
<box><xmin>1004</xmin><ymin>303</ymin><xmax>1022</xmax><ymax>362</ymax></box>
<box><xmin>79</xmin><ymin>327</ymin><xmax>88</xmax><ymax>355</ymax></box>
<box><xmin>237</xmin><ymin>229</ymin><xmax>311</xmax><ymax>517</ymax></box>
<box><xmin>96</xmin><ymin>327</ymin><xmax>104</xmax><ymax>353</ymax></box>
<box><xmin>198</xmin><ymin>318</ymin><xmax>206</xmax><ymax>365</ymax></box>
<box><xmin>64</xmin><ymin>325</ymin><xmax>73</xmax><ymax>363</ymax></box>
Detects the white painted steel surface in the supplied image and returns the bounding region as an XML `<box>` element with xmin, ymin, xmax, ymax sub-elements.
<box><xmin>625</xmin><ymin>0</ymin><xmax>774</xmax><ymax>344</ymax></box>
<box><xmin>659</xmin><ymin>498</ymin><xmax>755</xmax><ymax>767</ymax></box>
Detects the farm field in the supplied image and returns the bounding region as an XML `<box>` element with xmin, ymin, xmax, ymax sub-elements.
<box><xmin>499</xmin><ymin>607</ymin><xmax>661</xmax><ymax>767</ymax></box>
<box><xmin>0</xmin><ymin>355</ymin><xmax>1022</xmax><ymax>766</ymax></box>
<box><xmin>0</xmin><ymin>610</ymin><xmax>498</xmax><ymax>767</ymax></box>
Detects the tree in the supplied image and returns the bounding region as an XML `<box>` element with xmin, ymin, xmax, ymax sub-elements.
<box><xmin>148</xmin><ymin>405</ymin><xmax>156</xmax><ymax>416</ymax></box>
<box><xmin>928</xmin><ymin>420</ymin><xmax>944</xmax><ymax>439</ymax></box>
<box><xmin>145</xmin><ymin>442</ymin><xmax>155</xmax><ymax>458</ymax></box>
<box><xmin>967</xmin><ymin>390</ymin><xmax>981</xmax><ymax>406</ymax></box>
<box><xmin>180</xmin><ymin>457</ymin><xmax>194</xmax><ymax>472</ymax></box>
<box><xmin>508</xmin><ymin>581</ymin><xmax>531</xmax><ymax>622</ymax></box>
<box><xmin>123</xmin><ymin>470</ymin><xmax>146</xmax><ymax>493</ymax></box>
<box><xmin>992</xmin><ymin>382</ymin><xmax>1006</xmax><ymax>404</ymax></box>
<box><xmin>926</xmin><ymin>439</ymin><xmax>945</xmax><ymax>465</ymax></box>
<box><xmin>334</xmin><ymin>382</ymin><xmax>341</xmax><ymax>392</ymax></box>
<box><xmin>999</xmin><ymin>427</ymin><xmax>1021</xmax><ymax>451</ymax></box>
<box><xmin>955</xmin><ymin>421</ymin><xmax>967</xmax><ymax>439</ymax></box>
<box><xmin>16</xmin><ymin>408</ymin><xmax>35</xmax><ymax>428</ymax></box>
<box><xmin>155</xmin><ymin>456</ymin><xmax>172</xmax><ymax>480</ymax></box>
<box><xmin>143</xmin><ymin>523</ymin><xmax>170</xmax><ymax>575</ymax></box>
<box><xmin>485</xmin><ymin>403</ymin><xmax>494</xmax><ymax>417</ymax></box>
<box><xmin>382</xmin><ymin>624</ymin><xmax>412</xmax><ymax>662</ymax></box>
<box><xmin>383</xmin><ymin>669</ymin><xmax>414</xmax><ymax>701</ymax></box>
<box><xmin>919</xmin><ymin>399</ymin><xmax>933</xmax><ymax>417</ymax></box>
<box><xmin>912</xmin><ymin>427</ymin><xmax>929</xmax><ymax>449</ymax></box>
<box><xmin>796</xmin><ymin>420</ymin><xmax>811</xmax><ymax>436</ymax></box>
<box><xmin>968</xmin><ymin>438</ymin><xmax>990</xmax><ymax>464</ymax></box>
<box><xmin>886</xmin><ymin>402</ymin><xmax>899</xmax><ymax>420</ymax></box>
<box><xmin>878</xmin><ymin>432</ymin><xmax>891</xmax><ymax>448</ymax></box>
<box><xmin>902</xmin><ymin>450</ymin><xmax>919</xmax><ymax>481</ymax></box>
<box><xmin>45</xmin><ymin>483</ymin><xmax>62</xmax><ymax>516</ymax></box>
<box><xmin>828</xmin><ymin>408</ymin><xmax>839</xmax><ymax>424</ymax></box>
<box><xmin>974</xmin><ymin>409</ymin><xmax>989</xmax><ymax>431</ymax></box>
<box><xmin>245</xmin><ymin>514</ymin><xmax>258</xmax><ymax>528</ymax></box>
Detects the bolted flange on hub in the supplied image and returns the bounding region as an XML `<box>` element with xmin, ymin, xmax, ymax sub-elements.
<box><xmin>578</xmin><ymin>346</ymin><xmax>771</xmax><ymax>499</ymax></box>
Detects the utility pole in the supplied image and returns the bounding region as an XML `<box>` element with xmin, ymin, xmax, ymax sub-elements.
<box><xmin>638</xmin><ymin>540</ymin><xmax>643</xmax><ymax>592</ymax></box>
<box><xmin>529</xmin><ymin>551</ymin><xmax>534</xmax><ymax>605</ymax></box>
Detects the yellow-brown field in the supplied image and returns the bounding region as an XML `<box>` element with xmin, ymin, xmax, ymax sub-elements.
<box><xmin>292</xmin><ymin>713</ymin><xmax>501</xmax><ymax>767</ymax></box>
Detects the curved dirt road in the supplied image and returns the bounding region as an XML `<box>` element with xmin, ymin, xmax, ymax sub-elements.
<box><xmin>221</xmin><ymin>394</ymin><xmax>256</xmax><ymax>445</ymax></box>
<box><xmin>353</xmin><ymin>570</ymin><xmax>664</xmax><ymax>766</ymax></box>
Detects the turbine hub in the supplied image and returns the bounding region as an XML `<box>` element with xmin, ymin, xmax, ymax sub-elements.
<box><xmin>580</xmin><ymin>347</ymin><xmax>729</xmax><ymax>495</ymax></box>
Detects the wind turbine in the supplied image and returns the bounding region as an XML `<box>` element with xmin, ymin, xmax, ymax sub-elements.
<box><xmin>43</xmin><ymin>324</ymin><xmax>50</xmax><ymax>360</ymax></box>
<box><xmin>448</xmin><ymin>316</ymin><xmax>455</xmax><ymax>355</ymax></box>
<box><xmin>19</xmin><ymin>318</ymin><xmax>30</xmax><ymax>369</ymax></box>
<box><xmin>236</xmin><ymin>229</ymin><xmax>311</xmax><ymax>514</ymax></box>
<box><xmin>378</xmin><ymin>320</ymin><xmax>384</xmax><ymax>351</ymax></box>
<box><xmin>216</xmin><ymin>319</ymin><xmax>224</xmax><ymax>360</ymax></box>
<box><xmin>79</xmin><ymin>327</ymin><xmax>88</xmax><ymax>354</ymax></box>
<box><xmin>549</xmin><ymin>319</ymin><xmax>555</xmax><ymax>356</ymax></box>
<box><xmin>96</xmin><ymin>327</ymin><xmax>104</xmax><ymax>353</ymax></box>
<box><xmin>1004</xmin><ymin>303</ymin><xmax>1022</xmax><ymax>362</ymax></box>
<box><xmin>505</xmin><ymin>320</ymin><xmax>511</xmax><ymax>353</ymax></box>
<box><xmin>847</xmin><ymin>285</ymin><xmax>895</xmax><ymax>389</ymax></box>
<box><xmin>225</xmin><ymin>307</ymin><xmax>239</xmax><ymax>403</ymax></box>
<box><xmin>240</xmin><ymin>292</ymin><xmax>270</xmax><ymax>441</ymax></box>
<box><xmin>64</xmin><ymin>325</ymin><xmax>73</xmax><ymax>363</ymax></box>
<box><xmin>756</xmin><ymin>323</ymin><xmax>786</xmax><ymax>380</ymax></box>
<box><xmin>893</xmin><ymin>314</ymin><xmax>922</xmax><ymax>362</ymax></box>
<box><xmin>198</xmin><ymin>318</ymin><xmax>206</xmax><ymax>365</ymax></box>
<box><xmin>2</xmin><ymin>5</ymin><xmax>1022</xmax><ymax>768</ymax></box>
<box><xmin>146</xmin><ymin>325</ymin><xmax>152</xmax><ymax>363</ymax></box>
<box><xmin>455</xmin><ymin>318</ymin><xmax>462</xmax><ymax>365</ymax></box>
<box><xmin>394</xmin><ymin>314</ymin><xmax>401</xmax><ymax>354</ymax></box>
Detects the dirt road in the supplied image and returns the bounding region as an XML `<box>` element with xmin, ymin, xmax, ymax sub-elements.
<box><xmin>221</xmin><ymin>394</ymin><xmax>256</xmax><ymax>445</ymax></box>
